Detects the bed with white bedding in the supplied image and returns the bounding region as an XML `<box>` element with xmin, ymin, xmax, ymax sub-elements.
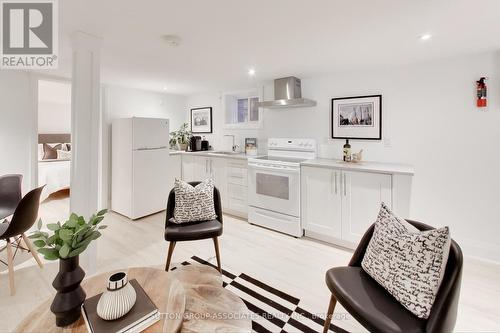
<box><xmin>38</xmin><ymin>159</ymin><xmax>70</xmax><ymax>201</ymax></box>
<box><xmin>38</xmin><ymin>133</ymin><xmax>71</xmax><ymax>201</ymax></box>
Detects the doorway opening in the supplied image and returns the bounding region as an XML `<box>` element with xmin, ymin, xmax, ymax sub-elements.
<box><xmin>36</xmin><ymin>79</ymin><xmax>71</xmax><ymax>223</ymax></box>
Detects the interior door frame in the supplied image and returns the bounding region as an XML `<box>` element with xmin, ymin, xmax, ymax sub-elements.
<box><xmin>31</xmin><ymin>74</ymin><xmax>72</xmax><ymax>190</ymax></box>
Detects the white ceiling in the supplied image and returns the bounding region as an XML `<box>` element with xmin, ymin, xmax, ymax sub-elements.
<box><xmin>44</xmin><ymin>0</ymin><xmax>500</xmax><ymax>95</ymax></box>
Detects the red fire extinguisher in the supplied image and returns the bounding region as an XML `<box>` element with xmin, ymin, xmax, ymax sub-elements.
<box><xmin>476</xmin><ymin>77</ymin><xmax>487</xmax><ymax>108</ymax></box>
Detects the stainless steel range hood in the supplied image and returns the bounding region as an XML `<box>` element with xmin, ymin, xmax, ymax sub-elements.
<box><xmin>256</xmin><ymin>76</ymin><xmax>317</xmax><ymax>109</ymax></box>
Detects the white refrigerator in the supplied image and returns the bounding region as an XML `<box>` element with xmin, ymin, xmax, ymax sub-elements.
<box><xmin>111</xmin><ymin>117</ymin><xmax>171</xmax><ymax>219</ymax></box>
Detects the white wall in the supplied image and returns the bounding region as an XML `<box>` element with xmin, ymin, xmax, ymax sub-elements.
<box><xmin>104</xmin><ymin>85</ymin><xmax>187</xmax><ymax>130</ymax></box>
<box><xmin>38</xmin><ymin>80</ymin><xmax>72</xmax><ymax>134</ymax></box>
<box><xmin>0</xmin><ymin>72</ymin><xmax>36</xmax><ymax>193</ymax></box>
<box><xmin>187</xmin><ymin>51</ymin><xmax>500</xmax><ymax>262</ymax></box>
<box><xmin>102</xmin><ymin>85</ymin><xmax>188</xmax><ymax>206</ymax></box>
<box><xmin>38</xmin><ymin>102</ymin><xmax>72</xmax><ymax>134</ymax></box>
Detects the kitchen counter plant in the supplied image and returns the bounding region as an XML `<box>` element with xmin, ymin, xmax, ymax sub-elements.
<box><xmin>170</xmin><ymin>122</ymin><xmax>191</xmax><ymax>151</ymax></box>
<box><xmin>29</xmin><ymin>209</ymin><xmax>108</xmax><ymax>327</ymax></box>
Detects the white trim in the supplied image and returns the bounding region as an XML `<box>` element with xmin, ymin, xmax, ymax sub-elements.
<box><xmin>459</xmin><ymin>237</ymin><xmax>500</xmax><ymax>264</ymax></box>
<box><xmin>30</xmin><ymin>74</ymin><xmax>72</xmax><ymax>191</ymax></box>
<box><xmin>28</xmin><ymin>74</ymin><xmax>38</xmax><ymax>191</ymax></box>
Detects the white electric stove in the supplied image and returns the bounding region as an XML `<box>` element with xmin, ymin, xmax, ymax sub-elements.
<box><xmin>247</xmin><ymin>138</ymin><xmax>317</xmax><ymax>237</ymax></box>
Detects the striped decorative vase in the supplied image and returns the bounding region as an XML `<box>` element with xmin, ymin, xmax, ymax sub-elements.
<box><xmin>96</xmin><ymin>272</ymin><xmax>137</xmax><ymax>321</ymax></box>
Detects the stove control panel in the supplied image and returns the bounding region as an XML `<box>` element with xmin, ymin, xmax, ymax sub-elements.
<box><xmin>268</xmin><ymin>138</ymin><xmax>317</xmax><ymax>151</ymax></box>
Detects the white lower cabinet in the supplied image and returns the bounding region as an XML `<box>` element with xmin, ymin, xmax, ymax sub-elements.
<box><xmin>301</xmin><ymin>167</ymin><xmax>342</xmax><ymax>239</ymax></box>
<box><xmin>341</xmin><ymin>170</ymin><xmax>392</xmax><ymax>244</ymax></box>
<box><xmin>181</xmin><ymin>155</ymin><xmax>196</xmax><ymax>182</ymax></box>
<box><xmin>301</xmin><ymin>166</ymin><xmax>392</xmax><ymax>248</ymax></box>
<box><xmin>181</xmin><ymin>155</ymin><xmax>247</xmax><ymax>218</ymax></box>
<box><xmin>210</xmin><ymin>157</ymin><xmax>227</xmax><ymax>209</ymax></box>
<box><xmin>225</xmin><ymin>160</ymin><xmax>248</xmax><ymax>218</ymax></box>
<box><xmin>166</xmin><ymin>154</ymin><xmax>182</xmax><ymax>189</ymax></box>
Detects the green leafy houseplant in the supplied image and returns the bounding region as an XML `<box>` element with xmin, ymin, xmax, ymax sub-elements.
<box><xmin>29</xmin><ymin>209</ymin><xmax>107</xmax><ymax>260</ymax></box>
<box><xmin>170</xmin><ymin>122</ymin><xmax>191</xmax><ymax>149</ymax></box>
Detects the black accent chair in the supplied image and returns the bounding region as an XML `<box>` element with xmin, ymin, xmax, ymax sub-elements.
<box><xmin>164</xmin><ymin>181</ymin><xmax>223</xmax><ymax>272</ymax></box>
<box><xmin>0</xmin><ymin>174</ymin><xmax>23</xmax><ymax>220</ymax></box>
<box><xmin>0</xmin><ymin>186</ymin><xmax>45</xmax><ymax>295</ymax></box>
<box><xmin>323</xmin><ymin>220</ymin><xmax>463</xmax><ymax>333</ymax></box>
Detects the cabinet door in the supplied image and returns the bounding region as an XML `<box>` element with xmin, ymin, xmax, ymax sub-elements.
<box><xmin>301</xmin><ymin>166</ymin><xmax>342</xmax><ymax>239</ymax></box>
<box><xmin>193</xmin><ymin>156</ymin><xmax>210</xmax><ymax>181</ymax></box>
<box><xmin>181</xmin><ymin>155</ymin><xmax>196</xmax><ymax>182</ymax></box>
<box><xmin>341</xmin><ymin>171</ymin><xmax>392</xmax><ymax>244</ymax></box>
<box><xmin>210</xmin><ymin>158</ymin><xmax>227</xmax><ymax>208</ymax></box>
<box><xmin>167</xmin><ymin>154</ymin><xmax>181</xmax><ymax>190</ymax></box>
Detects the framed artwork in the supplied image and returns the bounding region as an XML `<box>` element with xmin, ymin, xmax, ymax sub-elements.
<box><xmin>331</xmin><ymin>95</ymin><xmax>382</xmax><ymax>140</ymax></box>
<box><xmin>190</xmin><ymin>107</ymin><xmax>213</xmax><ymax>133</ymax></box>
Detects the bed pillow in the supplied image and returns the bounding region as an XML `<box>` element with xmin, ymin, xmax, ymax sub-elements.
<box><xmin>57</xmin><ymin>150</ymin><xmax>72</xmax><ymax>160</ymax></box>
<box><xmin>42</xmin><ymin>143</ymin><xmax>62</xmax><ymax>159</ymax></box>
<box><xmin>361</xmin><ymin>203</ymin><xmax>451</xmax><ymax>319</ymax></box>
<box><xmin>172</xmin><ymin>178</ymin><xmax>217</xmax><ymax>224</ymax></box>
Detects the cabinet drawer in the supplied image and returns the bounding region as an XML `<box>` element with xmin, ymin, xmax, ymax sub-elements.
<box><xmin>227</xmin><ymin>161</ymin><xmax>247</xmax><ymax>169</ymax></box>
<box><xmin>226</xmin><ymin>183</ymin><xmax>248</xmax><ymax>215</ymax></box>
<box><xmin>227</xmin><ymin>166</ymin><xmax>248</xmax><ymax>186</ymax></box>
<box><xmin>227</xmin><ymin>183</ymin><xmax>247</xmax><ymax>200</ymax></box>
<box><xmin>228</xmin><ymin>197</ymin><xmax>247</xmax><ymax>214</ymax></box>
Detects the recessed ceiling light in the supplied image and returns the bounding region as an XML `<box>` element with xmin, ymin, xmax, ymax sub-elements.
<box><xmin>163</xmin><ymin>86</ymin><xmax>168</xmax><ymax>91</ymax></box>
<box><xmin>419</xmin><ymin>34</ymin><xmax>432</xmax><ymax>41</ymax></box>
<box><xmin>248</xmin><ymin>68</ymin><xmax>256</xmax><ymax>76</ymax></box>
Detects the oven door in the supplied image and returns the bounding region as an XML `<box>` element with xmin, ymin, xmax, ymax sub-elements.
<box><xmin>248</xmin><ymin>163</ymin><xmax>301</xmax><ymax>217</ymax></box>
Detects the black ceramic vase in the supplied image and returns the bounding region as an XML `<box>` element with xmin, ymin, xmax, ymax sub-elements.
<box><xmin>50</xmin><ymin>256</ymin><xmax>86</xmax><ymax>327</ymax></box>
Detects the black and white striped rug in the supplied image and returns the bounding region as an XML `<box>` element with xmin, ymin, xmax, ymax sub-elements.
<box><xmin>173</xmin><ymin>256</ymin><xmax>348</xmax><ymax>333</ymax></box>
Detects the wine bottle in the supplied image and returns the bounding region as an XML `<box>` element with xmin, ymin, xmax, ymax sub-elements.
<box><xmin>343</xmin><ymin>139</ymin><xmax>351</xmax><ymax>162</ymax></box>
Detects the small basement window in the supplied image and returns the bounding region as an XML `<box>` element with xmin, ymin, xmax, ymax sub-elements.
<box><xmin>224</xmin><ymin>89</ymin><xmax>263</xmax><ymax>129</ymax></box>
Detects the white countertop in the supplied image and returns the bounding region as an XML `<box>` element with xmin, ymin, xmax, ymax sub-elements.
<box><xmin>171</xmin><ymin>150</ymin><xmax>414</xmax><ymax>174</ymax></box>
<box><xmin>170</xmin><ymin>150</ymin><xmax>261</xmax><ymax>160</ymax></box>
<box><xmin>301</xmin><ymin>158</ymin><xmax>414</xmax><ymax>175</ymax></box>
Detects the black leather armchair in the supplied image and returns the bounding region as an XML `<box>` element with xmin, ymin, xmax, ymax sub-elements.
<box><xmin>323</xmin><ymin>220</ymin><xmax>463</xmax><ymax>333</ymax></box>
<box><xmin>164</xmin><ymin>181</ymin><xmax>223</xmax><ymax>272</ymax></box>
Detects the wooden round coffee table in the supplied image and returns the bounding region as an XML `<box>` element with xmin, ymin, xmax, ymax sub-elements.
<box><xmin>15</xmin><ymin>267</ymin><xmax>186</xmax><ymax>333</ymax></box>
<box><xmin>171</xmin><ymin>264</ymin><xmax>252</xmax><ymax>333</ymax></box>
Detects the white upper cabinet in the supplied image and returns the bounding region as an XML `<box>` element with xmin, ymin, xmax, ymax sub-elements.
<box><xmin>301</xmin><ymin>166</ymin><xmax>342</xmax><ymax>239</ymax></box>
<box><xmin>341</xmin><ymin>170</ymin><xmax>392</xmax><ymax>244</ymax></box>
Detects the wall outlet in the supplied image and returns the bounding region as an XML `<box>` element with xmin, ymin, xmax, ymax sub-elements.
<box><xmin>384</xmin><ymin>138</ymin><xmax>392</xmax><ymax>147</ymax></box>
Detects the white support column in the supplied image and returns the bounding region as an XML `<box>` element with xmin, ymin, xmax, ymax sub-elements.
<box><xmin>70</xmin><ymin>31</ymin><xmax>102</xmax><ymax>273</ymax></box>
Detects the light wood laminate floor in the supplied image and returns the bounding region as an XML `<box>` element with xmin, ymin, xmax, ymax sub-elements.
<box><xmin>1</xmin><ymin>195</ymin><xmax>500</xmax><ymax>332</ymax></box>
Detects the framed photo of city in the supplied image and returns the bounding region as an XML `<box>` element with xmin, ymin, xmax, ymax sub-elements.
<box><xmin>331</xmin><ymin>95</ymin><xmax>382</xmax><ymax>140</ymax></box>
<box><xmin>191</xmin><ymin>107</ymin><xmax>213</xmax><ymax>133</ymax></box>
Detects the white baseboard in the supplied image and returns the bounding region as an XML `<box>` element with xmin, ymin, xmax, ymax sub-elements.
<box><xmin>458</xmin><ymin>237</ymin><xmax>500</xmax><ymax>265</ymax></box>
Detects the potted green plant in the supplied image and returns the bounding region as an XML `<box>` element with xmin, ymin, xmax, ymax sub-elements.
<box><xmin>29</xmin><ymin>209</ymin><xmax>107</xmax><ymax>327</ymax></box>
<box><xmin>170</xmin><ymin>122</ymin><xmax>191</xmax><ymax>151</ymax></box>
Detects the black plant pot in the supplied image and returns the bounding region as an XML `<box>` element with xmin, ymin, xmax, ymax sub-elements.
<box><xmin>50</xmin><ymin>256</ymin><xmax>86</xmax><ymax>327</ymax></box>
